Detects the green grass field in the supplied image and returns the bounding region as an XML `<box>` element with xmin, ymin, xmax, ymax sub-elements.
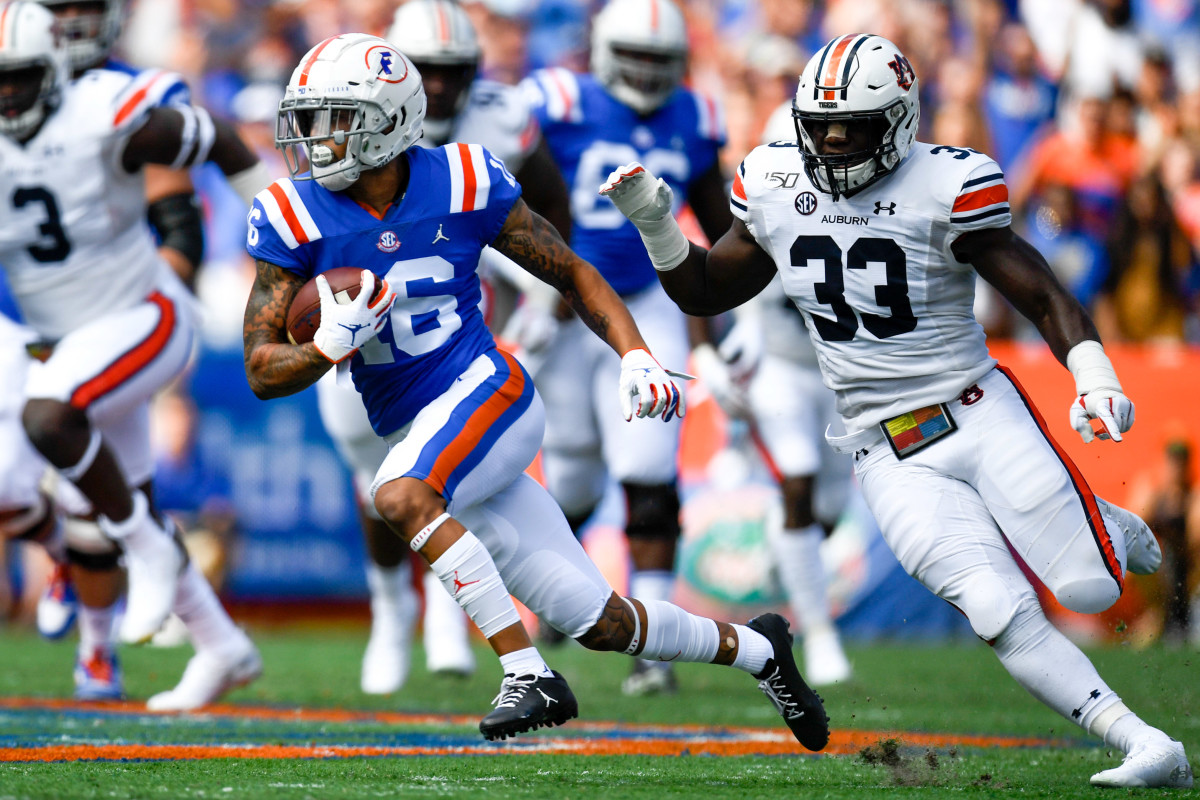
<box><xmin>1</xmin><ymin>623</ymin><xmax>1196</xmax><ymax>799</ymax></box>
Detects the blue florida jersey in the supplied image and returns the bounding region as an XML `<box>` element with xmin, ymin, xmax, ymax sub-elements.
<box><xmin>522</xmin><ymin>69</ymin><xmax>725</xmax><ymax>295</ymax></box>
<box><xmin>246</xmin><ymin>144</ymin><xmax>521</xmax><ymax>436</ymax></box>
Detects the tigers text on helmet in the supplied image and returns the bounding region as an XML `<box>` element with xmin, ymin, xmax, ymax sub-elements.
<box><xmin>386</xmin><ymin>0</ymin><xmax>479</xmax><ymax>145</ymax></box>
<box><xmin>0</xmin><ymin>0</ymin><xmax>69</xmax><ymax>142</ymax></box>
<box><xmin>793</xmin><ymin>34</ymin><xmax>919</xmax><ymax>201</ymax></box>
<box><xmin>36</xmin><ymin>0</ymin><xmax>123</xmax><ymax>74</ymax></box>
<box><xmin>277</xmin><ymin>34</ymin><xmax>426</xmax><ymax>192</ymax></box>
<box><xmin>591</xmin><ymin>0</ymin><xmax>687</xmax><ymax>115</ymax></box>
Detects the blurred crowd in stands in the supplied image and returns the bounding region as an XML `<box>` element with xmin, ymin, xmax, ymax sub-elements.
<box><xmin>123</xmin><ymin>0</ymin><xmax>1200</xmax><ymax>345</ymax></box>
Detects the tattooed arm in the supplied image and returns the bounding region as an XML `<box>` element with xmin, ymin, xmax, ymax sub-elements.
<box><xmin>243</xmin><ymin>259</ymin><xmax>333</xmax><ymax>399</ymax></box>
<box><xmin>491</xmin><ymin>198</ymin><xmax>648</xmax><ymax>357</ymax></box>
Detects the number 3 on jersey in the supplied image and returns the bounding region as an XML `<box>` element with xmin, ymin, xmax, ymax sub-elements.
<box><xmin>359</xmin><ymin>255</ymin><xmax>463</xmax><ymax>364</ymax></box>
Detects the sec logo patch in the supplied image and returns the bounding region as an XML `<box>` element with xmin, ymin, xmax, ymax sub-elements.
<box><xmin>795</xmin><ymin>192</ymin><xmax>818</xmax><ymax>215</ymax></box>
<box><xmin>377</xmin><ymin>231</ymin><xmax>400</xmax><ymax>253</ymax></box>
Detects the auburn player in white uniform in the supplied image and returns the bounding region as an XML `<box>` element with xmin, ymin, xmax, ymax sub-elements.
<box><xmin>691</xmin><ymin>104</ymin><xmax>855</xmax><ymax>688</ymax></box>
<box><xmin>245</xmin><ymin>33</ymin><xmax>827</xmax><ymax>746</ymax></box>
<box><xmin>0</xmin><ymin>1</ymin><xmax>268</xmax><ymax>708</ymax></box>
<box><xmin>605</xmin><ymin>33</ymin><xmax>1192</xmax><ymax>789</ymax></box>
<box><xmin>310</xmin><ymin>0</ymin><xmax>574</xmax><ymax>696</ymax></box>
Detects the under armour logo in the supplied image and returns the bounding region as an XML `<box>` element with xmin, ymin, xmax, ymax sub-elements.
<box><xmin>339</xmin><ymin>322</ymin><xmax>369</xmax><ymax>345</ymax></box>
<box><xmin>378</xmin><ymin>52</ymin><xmax>393</xmax><ymax>75</ymax></box>
<box><xmin>451</xmin><ymin>570</ymin><xmax>480</xmax><ymax>594</ymax></box>
<box><xmin>874</xmin><ymin>201</ymin><xmax>896</xmax><ymax>215</ymax></box>
<box><xmin>432</xmin><ymin>224</ymin><xmax>450</xmax><ymax>244</ymax></box>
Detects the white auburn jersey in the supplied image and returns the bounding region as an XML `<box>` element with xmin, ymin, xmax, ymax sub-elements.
<box><xmin>731</xmin><ymin>141</ymin><xmax>1011</xmax><ymax>431</ymax></box>
<box><xmin>423</xmin><ymin>79</ymin><xmax>539</xmax><ymax>173</ymax></box>
<box><xmin>0</xmin><ymin>68</ymin><xmax>182</xmax><ymax>341</ymax></box>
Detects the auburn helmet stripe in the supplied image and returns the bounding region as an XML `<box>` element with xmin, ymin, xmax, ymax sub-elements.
<box><xmin>434</xmin><ymin>1</ymin><xmax>450</xmax><ymax>44</ymax></box>
<box><xmin>0</xmin><ymin>3</ymin><xmax>11</xmax><ymax>48</ymax></box>
<box><xmin>838</xmin><ymin>35</ymin><xmax>872</xmax><ymax>99</ymax></box>
<box><xmin>818</xmin><ymin>34</ymin><xmax>855</xmax><ymax>100</ymax></box>
<box><xmin>649</xmin><ymin>0</ymin><xmax>659</xmax><ymax>33</ymax></box>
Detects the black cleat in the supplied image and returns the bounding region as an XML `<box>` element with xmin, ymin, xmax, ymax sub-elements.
<box><xmin>479</xmin><ymin>670</ymin><xmax>579</xmax><ymax>741</ymax></box>
<box><xmin>747</xmin><ymin>613</ymin><xmax>830</xmax><ymax>751</ymax></box>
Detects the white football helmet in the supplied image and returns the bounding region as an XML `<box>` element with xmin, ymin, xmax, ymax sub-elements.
<box><xmin>386</xmin><ymin>0</ymin><xmax>479</xmax><ymax>144</ymax></box>
<box><xmin>277</xmin><ymin>34</ymin><xmax>426</xmax><ymax>191</ymax></box>
<box><xmin>36</xmin><ymin>0</ymin><xmax>123</xmax><ymax>74</ymax></box>
<box><xmin>0</xmin><ymin>1</ymin><xmax>69</xmax><ymax>142</ymax></box>
<box><xmin>793</xmin><ymin>34</ymin><xmax>920</xmax><ymax>200</ymax></box>
<box><xmin>591</xmin><ymin>0</ymin><xmax>687</xmax><ymax>115</ymax></box>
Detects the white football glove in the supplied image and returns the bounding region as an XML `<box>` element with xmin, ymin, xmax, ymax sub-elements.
<box><xmin>312</xmin><ymin>270</ymin><xmax>397</xmax><ymax>364</ymax></box>
<box><xmin>619</xmin><ymin>348</ymin><xmax>686</xmax><ymax>422</ymax></box>
<box><xmin>599</xmin><ymin>163</ymin><xmax>690</xmax><ymax>271</ymax></box>
<box><xmin>1065</xmin><ymin>340</ymin><xmax>1134</xmax><ymax>443</ymax></box>
<box><xmin>691</xmin><ymin>343</ymin><xmax>751</xmax><ymax>419</ymax></box>
<box><xmin>717</xmin><ymin>316</ymin><xmax>763</xmax><ymax>386</ymax></box>
<box><xmin>1070</xmin><ymin>390</ymin><xmax>1135</xmax><ymax>443</ymax></box>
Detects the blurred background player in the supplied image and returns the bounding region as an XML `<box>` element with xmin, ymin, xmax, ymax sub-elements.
<box><xmin>308</xmin><ymin>0</ymin><xmax>575</xmax><ymax>696</ymax></box>
<box><xmin>689</xmin><ymin>102</ymin><xmax>855</xmax><ymax>687</ymax></box>
<box><xmin>519</xmin><ymin>0</ymin><xmax>731</xmax><ymax>696</ymax></box>
<box><xmin>0</xmin><ymin>0</ymin><xmax>267</xmax><ymax>708</ymax></box>
<box><xmin>32</xmin><ymin>0</ymin><xmax>209</xmax><ymax>647</ymax></box>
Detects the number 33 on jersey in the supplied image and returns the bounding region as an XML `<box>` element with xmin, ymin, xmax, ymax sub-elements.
<box><xmin>733</xmin><ymin>142</ymin><xmax>1011</xmax><ymax>431</ymax></box>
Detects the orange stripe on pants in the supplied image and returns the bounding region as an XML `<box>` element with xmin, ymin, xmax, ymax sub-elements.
<box><xmin>70</xmin><ymin>293</ymin><xmax>176</xmax><ymax>409</ymax></box>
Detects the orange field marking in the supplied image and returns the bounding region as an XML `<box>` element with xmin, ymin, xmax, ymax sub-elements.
<box><xmin>0</xmin><ymin>697</ymin><xmax>1065</xmax><ymax>762</ymax></box>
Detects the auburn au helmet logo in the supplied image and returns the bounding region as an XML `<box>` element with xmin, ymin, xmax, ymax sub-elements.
<box><xmin>888</xmin><ymin>54</ymin><xmax>915</xmax><ymax>90</ymax></box>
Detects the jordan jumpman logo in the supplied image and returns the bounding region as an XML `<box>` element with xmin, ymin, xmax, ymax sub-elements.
<box><xmin>452</xmin><ymin>570</ymin><xmax>480</xmax><ymax>594</ymax></box>
<box><xmin>432</xmin><ymin>224</ymin><xmax>450</xmax><ymax>244</ymax></box>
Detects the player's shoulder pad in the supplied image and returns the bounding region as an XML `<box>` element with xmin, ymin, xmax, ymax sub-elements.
<box><xmin>908</xmin><ymin>143</ymin><xmax>1010</xmax><ymax>227</ymax></box>
<box><xmin>732</xmin><ymin>143</ymin><xmax>794</xmax><ymax>203</ymax></box>
<box><xmin>107</xmin><ymin>67</ymin><xmax>193</xmax><ymax>132</ymax></box>
<box><xmin>251</xmin><ymin>178</ymin><xmax>325</xmax><ymax>250</ymax></box>
<box><xmin>683</xmin><ymin>87</ymin><xmax>726</xmax><ymax>144</ymax></box>
<box><xmin>438</xmin><ymin>142</ymin><xmax>520</xmax><ymax>214</ymax></box>
<box><xmin>521</xmin><ymin>67</ymin><xmax>583</xmax><ymax>124</ymax></box>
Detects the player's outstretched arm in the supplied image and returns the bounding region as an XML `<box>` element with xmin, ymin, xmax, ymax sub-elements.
<box><xmin>958</xmin><ymin>225</ymin><xmax>1134</xmax><ymax>442</ymax></box>
<box><xmin>600</xmin><ymin>163</ymin><xmax>775</xmax><ymax>316</ymax></box>
<box><xmin>492</xmin><ymin>198</ymin><xmax>646</xmax><ymax>357</ymax></box>
<box><xmin>242</xmin><ymin>260</ymin><xmax>335</xmax><ymax>400</ymax></box>
<box><xmin>121</xmin><ymin>106</ymin><xmax>269</xmax><ymax>206</ymax></box>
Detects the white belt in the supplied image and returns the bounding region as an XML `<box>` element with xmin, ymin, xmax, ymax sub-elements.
<box><xmin>825</xmin><ymin>424</ymin><xmax>884</xmax><ymax>455</ymax></box>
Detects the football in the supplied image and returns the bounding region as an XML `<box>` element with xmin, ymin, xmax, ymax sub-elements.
<box><xmin>286</xmin><ymin>267</ymin><xmax>384</xmax><ymax>345</ymax></box>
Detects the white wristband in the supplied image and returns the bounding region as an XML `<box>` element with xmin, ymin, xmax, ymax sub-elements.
<box><xmin>226</xmin><ymin>161</ymin><xmax>273</xmax><ymax>208</ymax></box>
<box><xmin>1066</xmin><ymin>340</ymin><xmax>1122</xmax><ymax>396</ymax></box>
<box><xmin>632</xmin><ymin>214</ymin><xmax>690</xmax><ymax>272</ymax></box>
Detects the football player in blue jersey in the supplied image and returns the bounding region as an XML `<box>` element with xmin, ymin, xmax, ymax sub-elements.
<box><xmin>243</xmin><ymin>33</ymin><xmax>829</xmax><ymax>748</ymax></box>
<box><xmin>519</xmin><ymin>0</ymin><xmax>733</xmax><ymax>696</ymax></box>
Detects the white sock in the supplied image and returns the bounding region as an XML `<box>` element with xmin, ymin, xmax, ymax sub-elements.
<box><xmin>174</xmin><ymin>563</ymin><xmax>245</xmax><ymax>657</ymax></box>
<box><xmin>628</xmin><ymin>597</ymin><xmax>723</xmax><ymax>665</ymax></box>
<box><xmin>499</xmin><ymin>646</ymin><xmax>553</xmax><ymax>678</ymax></box>
<box><xmin>429</xmin><ymin>531</ymin><xmax>520</xmax><ymax>638</ymax></box>
<box><xmin>993</xmin><ymin>596</ymin><xmax>1122</xmax><ymax>735</ymax></box>
<box><xmin>772</xmin><ymin>524</ymin><xmax>834</xmax><ymax>634</ymax></box>
<box><xmin>366</xmin><ymin>560</ymin><xmax>412</xmax><ymax>636</ymax></box>
<box><xmin>1089</xmin><ymin>704</ymin><xmax>1170</xmax><ymax>753</ymax></box>
<box><xmin>78</xmin><ymin>602</ymin><xmax>117</xmax><ymax>653</ymax></box>
<box><xmin>732</xmin><ymin>625</ymin><xmax>773</xmax><ymax>675</ymax></box>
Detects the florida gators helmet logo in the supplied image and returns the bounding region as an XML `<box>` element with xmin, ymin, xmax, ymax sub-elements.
<box><xmin>365</xmin><ymin>45</ymin><xmax>408</xmax><ymax>83</ymax></box>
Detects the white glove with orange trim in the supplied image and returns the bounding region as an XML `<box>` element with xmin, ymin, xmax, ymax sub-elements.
<box><xmin>619</xmin><ymin>348</ymin><xmax>687</xmax><ymax>422</ymax></box>
<box><xmin>312</xmin><ymin>270</ymin><xmax>397</xmax><ymax>364</ymax></box>
<box><xmin>1066</xmin><ymin>340</ymin><xmax>1135</xmax><ymax>442</ymax></box>
<box><xmin>600</xmin><ymin>163</ymin><xmax>689</xmax><ymax>272</ymax></box>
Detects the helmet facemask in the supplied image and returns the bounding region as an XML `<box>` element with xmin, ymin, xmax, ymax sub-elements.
<box><xmin>278</xmin><ymin>96</ymin><xmax>406</xmax><ymax>191</ymax></box>
<box><xmin>38</xmin><ymin>0</ymin><xmax>123</xmax><ymax>74</ymax></box>
<box><xmin>590</xmin><ymin>0</ymin><xmax>688</xmax><ymax>116</ymax></box>
<box><xmin>597</xmin><ymin>44</ymin><xmax>685</xmax><ymax>114</ymax></box>
<box><xmin>794</xmin><ymin>99</ymin><xmax>909</xmax><ymax>201</ymax></box>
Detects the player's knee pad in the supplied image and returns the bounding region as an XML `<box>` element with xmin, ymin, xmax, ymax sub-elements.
<box><xmin>64</xmin><ymin>515</ymin><xmax>120</xmax><ymax>562</ymax></box>
<box><xmin>1052</xmin><ymin>575</ymin><xmax>1121</xmax><ymax>615</ymax></box>
<box><xmin>953</xmin><ymin>573</ymin><xmax>1033</xmax><ymax>643</ymax></box>
<box><xmin>622</xmin><ymin>482</ymin><xmax>680</xmax><ymax>541</ymax></box>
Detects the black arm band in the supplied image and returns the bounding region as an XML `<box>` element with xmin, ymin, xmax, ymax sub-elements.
<box><xmin>147</xmin><ymin>192</ymin><xmax>205</xmax><ymax>271</ymax></box>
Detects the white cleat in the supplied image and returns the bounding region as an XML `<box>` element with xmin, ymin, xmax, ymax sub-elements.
<box><xmin>361</xmin><ymin>577</ymin><xmax>418</xmax><ymax>695</ymax></box>
<box><xmin>1099</xmin><ymin>499</ymin><xmax>1162</xmax><ymax>575</ymax></box>
<box><xmin>147</xmin><ymin>639</ymin><xmax>262</xmax><ymax>711</ymax></box>
<box><xmin>422</xmin><ymin>570</ymin><xmax>475</xmax><ymax>677</ymax></box>
<box><xmin>1091</xmin><ymin>738</ymin><xmax>1193</xmax><ymax>788</ymax></box>
<box><xmin>804</xmin><ymin>628</ymin><xmax>852</xmax><ymax>687</ymax></box>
